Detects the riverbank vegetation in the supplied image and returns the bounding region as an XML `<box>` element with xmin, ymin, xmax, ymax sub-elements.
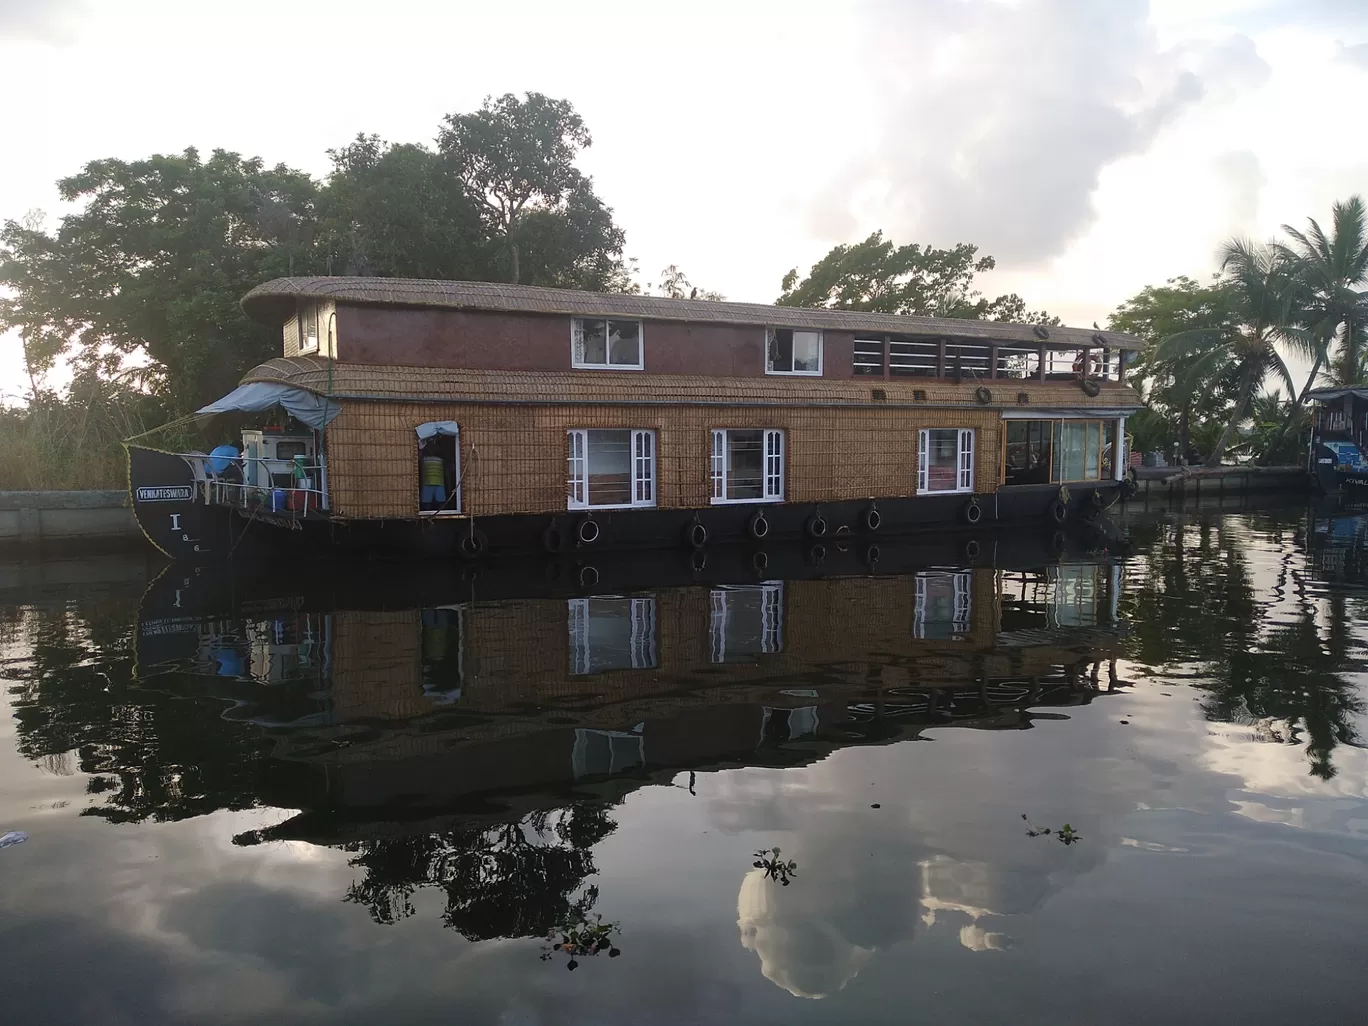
<box><xmin>1113</xmin><ymin>196</ymin><xmax>1368</xmax><ymax>467</ymax></box>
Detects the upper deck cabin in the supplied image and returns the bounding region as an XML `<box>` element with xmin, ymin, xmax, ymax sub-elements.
<box><xmin>240</xmin><ymin>276</ymin><xmax>1143</xmax><ymax>389</ymax></box>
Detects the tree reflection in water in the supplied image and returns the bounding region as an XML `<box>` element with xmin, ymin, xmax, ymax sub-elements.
<box><xmin>1123</xmin><ymin>510</ymin><xmax>1365</xmax><ymax>780</ymax></box>
<box><xmin>340</xmin><ymin>805</ymin><xmax>617</xmax><ymax>940</ymax></box>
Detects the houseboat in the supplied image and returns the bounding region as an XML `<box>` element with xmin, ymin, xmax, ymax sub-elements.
<box><xmin>1308</xmin><ymin>385</ymin><xmax>1368</xmax><ymax>491</ymax></box>
<box><xmin>127</xmin><ymin>277</ymin><xmax>1145</xmax><ymax>561</ymax></box>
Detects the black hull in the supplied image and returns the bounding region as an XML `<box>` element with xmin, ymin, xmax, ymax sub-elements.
<box><xmin>129</xmin><ymin>444</ymin><xmax>1126</xmax><ymax>564</ymax></box>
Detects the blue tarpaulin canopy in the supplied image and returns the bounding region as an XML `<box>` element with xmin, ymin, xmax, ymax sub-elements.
<box><xmin>195</xmin><ymin>382</ymin><xmax>341</xmax><ymax>430</ymax></box>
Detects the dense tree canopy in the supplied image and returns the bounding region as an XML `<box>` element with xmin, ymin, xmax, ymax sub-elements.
<box><xmin>776</xmin><ymin>232</ymin><xmax>1057</xmax><ymax>324</ymax></box>
<box><xmin>0</xmin><ymin>148</ymin><xmax>319</xmax><ymax>409</ymax></box>
<box><xmin>1113</xmin><ymin>195</ymin><xmax>1368</xmax><ymax>467</ymax></box>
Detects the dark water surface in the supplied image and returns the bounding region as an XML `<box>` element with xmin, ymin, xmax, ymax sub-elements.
<box><xmin>3</xmin><ymin>505</ymin><xmax>1367</xmax><ymax>1024</ymax></box>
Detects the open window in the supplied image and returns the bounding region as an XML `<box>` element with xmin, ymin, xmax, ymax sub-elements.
<box><xmin>298</xmin><ymin>301</ymin><xmax>319</xmax><ymax>354</ymax></box>
<box><xmin>417</xmin><ymin>422</ymin><xmax>460</xmax><ymax>514</ymax></box>
<box><xmin>572</xmin><ymin>318</ymin><xmax>643</xmax><ymax>369</ymax></box>
<box><xmin>766</xmin><ymin>328</ymin><xmax>822</xmax><ymax>375</ymax></box>
<box><xmin>711</xmin><ymin>429</ymin><xmax>784</xmax><ymax>503</ymax></box>
<box><xmin>917</xmin><ymin>428</ymin><xmax>974</xmax><ymax>494</ymax></box>
<box><xmin>1004</xmin><ymin>421</ymin><xmax>1052</xmax><ymax>485</ymax></box>
<box><xmin>567</xmin><ymin>429</ymin><xmax>656</xmax><ymax>510</ymax></box>
<box><xmin>853</xmin><ymin>337</ymin><xmax>886</xmax><ymax>376</ymax></box>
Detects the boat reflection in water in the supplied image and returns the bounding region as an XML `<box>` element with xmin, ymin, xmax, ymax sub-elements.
<box><xmin>124</xmin><ymin>540</ymin><xmax>1128</xmax><ymax>993</ymax></box>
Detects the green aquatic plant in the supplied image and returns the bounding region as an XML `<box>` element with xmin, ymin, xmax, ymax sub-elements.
<box><xmin>541</xmin><ymin>910</ymin><xmax>621</xmax><ymax>971</ymax></box>
<box><xmin>753</xmin><ymin>847</ymin><xmax>798</xmax><ymax>885</ymax></box>
<box><xmin>1022</xmin><ymin>814</ymin><xmax>1082</xmax><ymax>845</ymax></box>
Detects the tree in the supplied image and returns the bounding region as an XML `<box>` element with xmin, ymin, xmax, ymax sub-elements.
<box><xmin>776</xmin><ymin>232</ymin><xmax>1056</xmax><ymax>323</ymax></box>
<box><xmin>439</xmin><ymin>92</ymin><xmax>604</xmax><ymax>285</ymax></box>
<box><xmin>316</xmin><ymin>134</ymin><xmax>486</xmax><ymax>280</ymax></box>
<box><xmin>1109</xmin><ymin>276</ymin><xmax>1239</xmax><ymax>460</ymax></box>
<box><xmin>658</xmin><ymin>264</ymin><xmax>724</xmax><ymax>300</ymax></box>
<box><xmin>0</xmin><ymin>147</ymin><xmax>319</xmax><ymax>411</ymax></box>
<box><xmin>1154</xmin><ymin>241</ymin><xmax>1305</xmax><ymax>466</ymax></box>
<box><xmin>1276</xmin><ymin>195</ymin><xmax>1368</xmax><ymax>395</ymax></box>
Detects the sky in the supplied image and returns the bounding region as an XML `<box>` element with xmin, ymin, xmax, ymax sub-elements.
<box><xmin>2</xmin><ymin>0</ymin><xmax>1368</xmax><ymax>401</ymax></box>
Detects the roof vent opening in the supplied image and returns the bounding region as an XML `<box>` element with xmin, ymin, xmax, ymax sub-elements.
<box><xmin>871</xmin><ymin>388</ymin><xmax>887</xmax><ymax>401</ymax></box>
<box><xmin>913</xmin><ymin>389</ymin><xmax>928</xmax><ymax>402</ymax></box>
<box><xmin>1017</xmin><ymin>392</ymin><xmax>1030</xmax><ymax>405</ymax></box>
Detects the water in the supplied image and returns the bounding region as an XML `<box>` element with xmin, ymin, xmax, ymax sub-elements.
<box><xmin>2</xmin><ymin>505</ymin><xmax>1366</xmax><ymax>1024</ymax></box>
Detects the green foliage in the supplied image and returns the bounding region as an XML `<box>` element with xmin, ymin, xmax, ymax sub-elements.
<box><xmin>316</xmin><ymin>135</ymin><xmax>485</xmax><ymax>279</ymax></box>
<box><xmin>0</xmin><ymin>371</ymin><xmax>164</xmax><ymax>489</ymax></box>
<box><xmin>1021</xmin><ymin>815</ymin><xmax>1081</xmax><ymax>844</ymax></box>
<box><xmin>541</xmin><ymin>909</ymin><xmax>622</xmax><ymax>970</ymax></box>
<box><xmin>1275</xmin><ymin>195</ymin><xmax>1368</xmax><ymax>390</ymax></box>
<box><xmin>438</xmin><ymin>92</ymin><xmax>624</xmax><ymax>287</ymax></box>
<box><xmin>776</xmin><ymin>231</ymin><xmax>1057</xmax><ymax>323</ymax></box>
<box><xmin>1110</xmin><ymin>275</ymin><xmax>1240</xmax><ymax>459</ymax></box>
<box><xmin>0</xmin><ymin>147</ymin><xmax>319</xmax><ymax>410</ymax></box>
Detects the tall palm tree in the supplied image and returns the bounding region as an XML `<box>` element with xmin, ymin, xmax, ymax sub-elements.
<box><xmin>1277</xmin><ymin>195</ymin><xmax>1368</xmax><ymax>396</ymax></box>
<box><xmin>1156</xmin><ymin>240</ymin><xmax>1302</xmax><ymax>466</ymax></box>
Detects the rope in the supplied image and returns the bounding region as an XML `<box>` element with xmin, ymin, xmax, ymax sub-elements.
<box><xmin>123</xmin><ymin>412</ymin><xmax>200</xmax><ymax>445</ymax></box>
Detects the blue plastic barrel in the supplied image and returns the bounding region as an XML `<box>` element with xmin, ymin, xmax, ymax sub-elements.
<box><xmin>271</xmin><ymin>488</ymin><xmax>287</xmax><ymax>512</ymax></box>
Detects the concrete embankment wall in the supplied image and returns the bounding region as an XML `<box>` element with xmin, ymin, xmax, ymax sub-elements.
<box><xmin>0</xmin><ymin>491</ymin><xmax>143</xmax><ymax>549</ymax></box>
<box><xmin>1131</xmin><ymin>466</ymin><xmax>1308</xmax><ymax>501</ymax></box>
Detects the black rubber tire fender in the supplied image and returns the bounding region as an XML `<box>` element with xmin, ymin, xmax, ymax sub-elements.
<box><xmin>542</xmin><ymin>523</ymin><xmax>567</xmax><ymax>554</ymax></box>
<box><xmin>456</xmin><ymin>529</ymin><xmax>488</xmax><ymax>560</ymax></box>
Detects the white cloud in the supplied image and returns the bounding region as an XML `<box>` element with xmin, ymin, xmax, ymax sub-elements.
<box><xmin>0</xmin><ymin>0</ymin><xmax>85</xmax><ymax>42</ymax></box>
<box><xmin>814</xmin><ymin>0</ymin><xmax>1269</xmax><ymax>269</ymax></box>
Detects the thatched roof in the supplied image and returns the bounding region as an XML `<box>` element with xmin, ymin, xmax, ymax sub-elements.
<box><xmin>241</xmin><ymin>276</ymin><xmax>1142</xmax><ymax>351</ymax></box>
<box><xmin>241</xmin><ymin>355</ymin><xmax>1144</xmax><ymax>411</ymax></box>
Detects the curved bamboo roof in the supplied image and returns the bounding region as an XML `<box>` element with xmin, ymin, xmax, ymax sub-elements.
<box><xmin>241</xmin><ymin>356</ymin><xmax>1144</xmax><ymax>411</ymax></box>
<box><xmin>241</xmin><ymin>276</ymin><xmax>1143</xmax><ymax>351</ymax></box>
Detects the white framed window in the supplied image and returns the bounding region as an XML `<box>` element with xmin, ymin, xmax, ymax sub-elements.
<box><xmin>572</xmin><ymin>318</ymin><xmax>643</xmax><ymax>369</ymax></box>
<box><xmin>766</xmin><ymin>328</ymin><xmax>822</xmax><ymax>375</ymax></box>
<box><xmin>710</xmin><ymin>429</ymin><xmax>784</xmax><ymax>503</ymax></box>
<box><xmin>917</xmin><ymin>428</ymin><xmax>975</xmax><ymax>494</ymax></box>
<box><xmin>914</xmin><ymin>572</ymin><xmax>972</xmax><ymax>639</ymax></box>
<box><xmin>710</xmin><ymin>583</ymin><xmax>783</xmax><ymax>662</ymax></box>
<box><xmin>568</xmin><ymin>597</ymin><xmax>657</xmax><ymax>674</ymax></box>
<box><xmin>298</xmin><ymin>301</ymin><xmax>318</xmax><ymax>354</ymax></box>
<box><xmin>567</xmin><ymin>429</ymin><xmax>656</xmax><ymax>510</ymax></box>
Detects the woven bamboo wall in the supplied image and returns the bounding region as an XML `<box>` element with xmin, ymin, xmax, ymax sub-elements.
<box><xmin>243</xmin><ymin>356</ymin><xmax>1139</xmax><ymax>520</ymax></box>
<box><xmin>325</xmin><ymin>400</ymin><xmax>1017</xmax><ymax>519</ymax></box>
